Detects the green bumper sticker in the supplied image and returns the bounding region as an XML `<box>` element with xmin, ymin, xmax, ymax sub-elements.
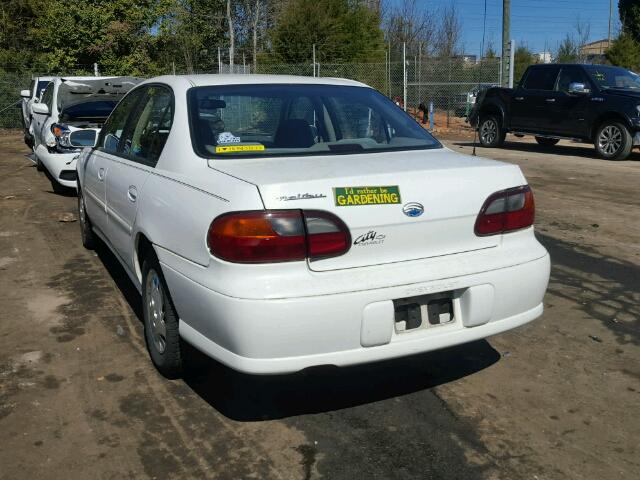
<box><xmin>334</xmin><ymin>186</ymin><xmax>401</xmax><ymax>206</ymax></box>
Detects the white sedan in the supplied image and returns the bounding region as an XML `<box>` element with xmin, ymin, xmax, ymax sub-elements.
<box><xmin>31</xmin><ymin>76</ymin><xmax>140</xmax><ymax>192</ymax></box>
<box><xmin>76</xmin><ymin>75</ymin><xmax>550</xmax><ymax>378</ymax></box>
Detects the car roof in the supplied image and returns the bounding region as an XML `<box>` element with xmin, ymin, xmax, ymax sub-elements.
<box><xmin>139</xmin><ymin>74</ymin><xmax>370</xmax><ymax>90</ymax></box>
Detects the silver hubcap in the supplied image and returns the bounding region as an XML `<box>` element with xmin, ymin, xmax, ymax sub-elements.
<box><xmin>145</xmin><ymin>269</ymin><xmax>166</xmax><ymax>354</ymax></box>
<box><xmin>598</xmin><ymin>125</ymin><xmax>622</xmax><ymax>155</ymax></box>
<box><xmin>480</xmin><ymin>119</ymin><xmax>497</xmax><ymax>144</ymax></box>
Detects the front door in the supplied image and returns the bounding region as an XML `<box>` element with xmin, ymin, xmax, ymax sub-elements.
<box><xmin>550</xmin><ymin>66</ymin><xmax>593</xmax><ymax>137</ymax></box>
<box><xmin>87</xmin><ymin>88</ymin><xmax>145</xmax><ymax>238</ymax></box>
<box><xmin>104</xmin><ymin>85</ymin><xmax>174</xmax><ymax>272</ymax></box>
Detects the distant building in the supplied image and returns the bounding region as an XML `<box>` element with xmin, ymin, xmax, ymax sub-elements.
<box><xmin>581</xmin><ymin>39</ymin><xmax>611</xmax><ymax>56</ymax></box>
<box><xmin>535</xmin><ymin>51</ymin><xmax>553</xmax><ymax>64</ymax></box>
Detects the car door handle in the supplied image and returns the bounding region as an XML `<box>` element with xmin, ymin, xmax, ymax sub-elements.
<box><xmin>515</xmin><ymin>97</ymin><xmax>524</xmax><ymax>101</ymax></box>
<box><xmin>545</xmin><ymin>98</ymin><xmax>556</xmax><ymax>103</ymax></box>
<box><xmin>98</xmin><ymin>168</ymin><xmax>105</xmax><ymax>181</ymax></box>
<box><xmin>127</xmin><ymin>186</ymin><xmax>138</xmax><ymax>203</ymax></box>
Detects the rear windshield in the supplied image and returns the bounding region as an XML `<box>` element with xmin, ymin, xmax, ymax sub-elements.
<box><xmin>59</xmin><ymin>100</ymin><xmax>118</xmax><ymax>122</ymax></box>
<box><xmin>188</xmin><ymin>84</ymin><xmax>441</xmax><ymax>158</ymax></box>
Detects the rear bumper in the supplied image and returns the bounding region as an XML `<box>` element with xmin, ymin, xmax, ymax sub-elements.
<box><xmin>34</xmin><ymin>145</ymin><xmax>79</xmax><ymax>188</ymax></box>
<box><xmin>162</xmin><ymin>251</ymin><xmax>550</xmax><ymax>374</ymax></box>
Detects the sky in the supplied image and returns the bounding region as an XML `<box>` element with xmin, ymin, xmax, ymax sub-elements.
<box><xmin>390</xmin><ymin>0</ymin><xmax>622</xmax><ymax>57</ymax></box>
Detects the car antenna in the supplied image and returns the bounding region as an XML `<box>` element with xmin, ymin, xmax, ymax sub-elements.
<box><xmin>472</xmin><ymin>0</ymin><xmax>488</xmax><ymax>157</ymax></box>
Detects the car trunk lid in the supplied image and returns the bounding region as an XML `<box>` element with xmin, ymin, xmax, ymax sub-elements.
<box><xmin>208</xmin><ymin>148</ymin><xmax>527</xmax><ymax>271</ymax></box>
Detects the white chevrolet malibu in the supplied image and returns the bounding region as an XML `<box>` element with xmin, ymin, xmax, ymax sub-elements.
<box><xmin>76</xmin><ymin>75</ymin><xmax>550</xmax><ymax>378</ymax></box>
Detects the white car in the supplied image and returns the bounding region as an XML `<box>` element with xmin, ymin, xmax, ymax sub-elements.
<box><xmin>31</xmin><ymin>76</ymin><xmax>141</xmax><ymax>192</ymax></box>
<box><xmin>76</xmin><ymin>75</ymin><xmax>550</xmax><ymax>378</ymax></box>
<box><xmin>20</xmin><ymin>76</ymin><xmax>54</xmax><ymax>148</ymax></box>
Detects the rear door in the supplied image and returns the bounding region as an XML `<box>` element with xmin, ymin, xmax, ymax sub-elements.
<box><xmin>511</xmin><ymin>66</ymin><xmax>560</xmax><ymax>132</ymax></box>
<box><xmin>105</xmin><ymin>85</ymin><xmax>174</xmax><ymax>272</ymax></box>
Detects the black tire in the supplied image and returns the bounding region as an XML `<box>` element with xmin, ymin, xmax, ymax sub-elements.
<box><xmin>535</xmin><ymin>136</ymin><xmax>560</xmax><ymax>147</ymax></box>
<box><xmin>478</xmin><ymin>115</ymin><xmax>505</xmax><ymax>147</ymax></box>
<box><xmin>142</xmin><ymin>253</ymin><xmax>183</xmax><ymax>379</ymax></box>
<box><xmin>77</xmin><ymin>189</ymin><xmax>96</xmax><ymax>250</ymax></box>
<box><xmin>35</xmin><ymin>156</ymin><xmax>44</xmax><ymax>172</ymax></box>
<box><xmin>50</xmin><ymin>178</ymin><xmax>68</xmax><ymax>195</ymax></box>
<box><xmin>594</xmin><ymin>121</ymin><xmax>632</xmax><ymax>160</ymax></box>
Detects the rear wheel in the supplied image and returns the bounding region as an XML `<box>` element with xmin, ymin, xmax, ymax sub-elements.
<box><xmin>78</xmin><ymin>189</ymin><xmax>96</xmax><ymax>250</ymax></box>
<box><xmin>535</xmin><ymin>137</ymin><xmax>559</xmax><ymax>147</ymax></box>
<box><xmin>594</xmin><ymin>121</ymin><xmax>632</xmax><ymax>160</ymax></box>
<box><xmin>478</xmin><ymin>115</ymin><xmax>505</xmax><ymax>148</ymax></box>
<box><xmin>142</xmin><ymin>253</ymin><xmax>183</xmax><ymax>379</ymax></box>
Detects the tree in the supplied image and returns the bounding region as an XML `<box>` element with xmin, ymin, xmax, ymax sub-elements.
<box><xmin>619</xmin><ymin>0</ymin><xmax>640</xmax><ymax>41</ymax></box>
<box><xmin>556</xmin><ymin>34</ymin><xmax>579</xmax><ymax>63</ymax></box>
<box><xmin>514</xmin><ymin>45</ymin><xmax>535</xmax><ymax>84</ymax></box>
<box><xmin>484</xmin><ymin>39</ymin><xmax>497</xmax><ymax>59</ymax></box>
<box><xmin>434</xmin><ymin>3</ymin><xmax>461</xmax><ymax>57</ymax></box>
<box><xmin>269</xmin><ymin>0</ymin><xmax>384</xmax><ymax>63</ymax></box>
<box><xmin>383</xmin><ymin>0</ymin><xmax>436</xmax><ymax>57</ymax></box>
<box><xmin>606</xmin><ymin>31</ymin><xmax>640</xmax><ymax>70</ymax></box>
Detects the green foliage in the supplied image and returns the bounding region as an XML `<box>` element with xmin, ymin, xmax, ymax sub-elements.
<box><xmin>269</xmin><ymin>0</ymin><xmax>384</xmax><ymax>63</ymax></box>
<box><xmin>514</xmin><ymin>45</ymin><xmax>536</xmax><ymax>84</ymax></box>
<box><xmin>619</xmin><ymin>0</ymin><xmax>640</xmax><ymax>41</ymax></box>
<box><xmin>556</xmin><ymin>35</ymin><xmax>579</xmax><ymax>63</ymax></box>
<box><xmin>606</xmin><ymin>31</ymin><xmax>640</xmax><ymax>71</ymax></box>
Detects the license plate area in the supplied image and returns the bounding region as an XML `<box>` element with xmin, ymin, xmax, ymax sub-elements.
<box><xmin>393</xmin><ymin>292</ymin><xmax>456</xmax><ymax>333</ymax></box>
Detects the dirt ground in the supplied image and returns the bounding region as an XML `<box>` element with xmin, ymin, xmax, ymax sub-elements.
<box><xmin>0</xmin><ymin>131</ymin><xmax>638</xmax><ymax>480</ymax></box>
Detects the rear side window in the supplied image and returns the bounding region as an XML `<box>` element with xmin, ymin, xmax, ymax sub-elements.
<box><xmin>523</xmin><ymin>67</ymin><xmax>560</xmax><ymax>90</ymax></box>
<box><xmin>120</xmin><ymin>86</ymin><xmax>174</xmax><ymax>166</ymax></box>
<box><xmin>97</xmin><ymin>89</ymin><xmax>144</xmax><ymax>154</ymax></box>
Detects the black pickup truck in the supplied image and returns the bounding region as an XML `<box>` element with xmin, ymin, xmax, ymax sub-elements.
<box><xmin>469</xmin><ymin>64</ymin><xmax>640</xmax><ymax>160</ymax></box>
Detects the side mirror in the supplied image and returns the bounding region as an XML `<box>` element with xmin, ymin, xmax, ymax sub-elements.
<box><xmin>568</xmin><ymin>82</ymin><xmax>590</xmax><ymax>95</ymax></box>
<box><xmin>32</xmin><ymin>102</ymin><xmax>50</xmax><ymax>115</ymax></box>
<box><xmin>69</xmin><ymin>130</ymin><xmax>98</xmax><ymax>148</ymax></box>
<box><xmin>20</xmin><ymin>89</ymin><xmax>31</xmax><ymax>98</ymax></box>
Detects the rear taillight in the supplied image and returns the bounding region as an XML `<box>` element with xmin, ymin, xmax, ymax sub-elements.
<box><xmin>474</xmin><ymin>185</ymin><xmax>535</xmax><ymax>236</ymax></box>
<box><xmin>207</xmin><ymin>210</ymin><xmax>351</xmax><ymax>263</ymax></box>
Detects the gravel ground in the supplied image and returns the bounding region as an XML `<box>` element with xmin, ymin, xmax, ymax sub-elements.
<box><xmin>0</xmin><ymin>131</ymin><xmax>638</xmax><ymax>479</ymax></box>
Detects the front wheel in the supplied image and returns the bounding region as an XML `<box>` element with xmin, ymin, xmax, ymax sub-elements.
<box><xmin>478</xmin><ymin>115</ymin><xmax>505</xmax><ymax>148</ymax></box>
<box><xmin>142</xmin><ymin>254</ymin><xmax>183</xmax><ymax>379</ymax></box>
<box><xmin>535</xmin><ymin>137</ymin><xmax>559</xmax><ymax>147</ymax></box>
<box><xmin>594</xmin><ymin>122</ymin><xmax>632</xmax><ymax>160</ymax></box>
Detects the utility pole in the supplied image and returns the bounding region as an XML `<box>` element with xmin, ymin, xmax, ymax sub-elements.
<box><xmin>402</xmin><ymin>42</ymin><xmax>407</xmax><ymax>112</ymax></box>
<box><xmin>501</xmin><ymin>0</ymin><xmax>510</xmax><ymax>87</ymax></box>
<box><xmin>312</xmin><ymin>43</ymin><xmax>316</xmax><ymax>77</ymax></box>
<box><xmin>608</xmin><ymin>0</ymin><xmax>613</xmax><ymax>48</ymax></box>
<box><xmin>218</xmin><ymin>47</ymin><xmax>221</xmax><ymax>73</ymax></box>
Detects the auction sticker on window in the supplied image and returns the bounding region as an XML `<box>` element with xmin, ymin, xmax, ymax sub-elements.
<box><xmin>215</xmin><ymin>144</ymin><xmax>265</xmax><ymax>153</ymax></box>
<box><xmin>334</xmin><ymin>186</ymin><xmax>401</xmax><ymax>206</ymax></box>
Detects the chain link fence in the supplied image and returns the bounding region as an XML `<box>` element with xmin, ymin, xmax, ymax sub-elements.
<box><xmin>1</xmin><ymin>57</ymin><xmax>500</xmax><ymax>131</ymax></box>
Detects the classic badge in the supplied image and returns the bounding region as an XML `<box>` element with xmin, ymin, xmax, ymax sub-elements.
<box><xmin>403</xmin><ymin>202</ymin><xmax>424</xmax><ymax>217</ymax></box>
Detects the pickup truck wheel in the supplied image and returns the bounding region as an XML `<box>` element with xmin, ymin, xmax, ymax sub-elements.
<box><xmin>595</xmin><ymin>122</ymin><xmax>632</xmax><ymax>160</ymax></box>
<box><xmin>142</xmin><ymin>254</ymin><xmax>183</xmax><ymax>379</ymax></box>
<box><xmin>535</xmin><ymin>137</ymin><xmax>559</xmax><ymax>147</ymax></box>
<box><xmin>77</xmin><ymin>189</ymin><xmax>96</xmax><ymax>250</ymax></box>
<box><xmin>478</xmin><ymin>115</ymin><xmax>505</xmax><ymax>147</ymax></box>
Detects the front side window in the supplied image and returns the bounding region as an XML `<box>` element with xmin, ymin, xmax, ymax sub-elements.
<box><xmin>97</xmin><ymin>89</ymin><xmax>144</xmax><ymax>154</ymax></box>
<box><xmin>36</xmin><ymin>80</ymin><xmax>50</xmax><ymax>98</ymax></box>
<box><xmin>522</xmin><ymin>67</ymin><xmax>560</xmax><ymax>91</ymax></box>
<box><xmin>120</xmin><ymin>86</ymin><xmax>173</xmax><ymax>165</ymax></box>
<box><xmin>557</xmin><ymin>67</ymin><xmax>591</xmax><ymax>93</ymax></box>
<box><xmin>188</xmin><ymin>84</ymin><xmax>441</xmax><ymax>158</ymax></box>
<box><xmin>40</xmin><ymin>83</ymin><xmax>54</xmax><ymax>111</ymax></box>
